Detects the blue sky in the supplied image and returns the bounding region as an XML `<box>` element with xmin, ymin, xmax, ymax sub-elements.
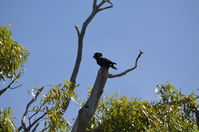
<box><xmin>1</xmin><ymin>0</ymin><xmax>199</xmax><ymax>127</ymax></box>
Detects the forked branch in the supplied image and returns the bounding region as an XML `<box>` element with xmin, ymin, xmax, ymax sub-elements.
<box><xmin>71</xmin><ymin>0</ymin><xmax>113</xmax><ymax>87</ymax></box>
<box><xmin>108</xmin><ymin>50</ymin><xmax>144</xmax><ymax>78</ymax></box>
<box><xmin>62</xmin><ymin>0</ymin><xmax>113</xmax><ymax>114</ymax></box>
<box><xmin>0</xmin><ymin>73</ymin><xmax>22</xmax><ymax>96</ymax></box>
<box><xmin>19</xmin><ymin>87</ymin><xmax>44</xmax><ymax>131</ymax></box>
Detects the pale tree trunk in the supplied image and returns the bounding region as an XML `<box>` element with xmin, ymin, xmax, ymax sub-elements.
<box><xmin>72</xmin><ymin>50</ymin><xmax>143</xmax><ymax>132</ymax></box>
<box><xmin>72</xmin><ymin>68</ymin><xmax>108</xmax><ymax>132</ymax></box>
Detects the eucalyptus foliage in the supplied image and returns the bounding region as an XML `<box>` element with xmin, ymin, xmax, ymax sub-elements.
<box><xmin>88</xmin><ymin>83</ymin><xmax>199</xmax><ymax>132</ymax></box>
<box><xmin>0</xmin><ymin>25</ymin><xmax>29</xmax><ymax>81</ymax></box>
<box><xmin>21</xmin><ymin>81</ymin><xmax>78</xmax><ymax>132</ymax></box>
<box><xmin>0</xmin><ymin>108</ymin><xmax>16</xmax><ymax>132</ymax></box>
<box><xmin>41</xmin><ymin>81</ymin><xmax>76</xmax><ymax>132</ymax></box>
<box><xmin>0</xmin><ymin>26</ymin><xmax>198</xmax><ymax>132</ymax></box>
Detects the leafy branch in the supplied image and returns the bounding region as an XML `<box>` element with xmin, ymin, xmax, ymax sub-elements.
<box><xmin>18</xmin><ymin>87</ymin><xmax>44</xmax><ymax>131</ymax></box>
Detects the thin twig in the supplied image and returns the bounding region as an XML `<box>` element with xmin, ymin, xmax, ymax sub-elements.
<box><xmin>97</xmin><ymin>1</ymin><xmax>106</xmax><ymax>8</ymax></box>
<box><xmin>0</xmin><ymin>79</ymin><xmax>16</xmax><ymax>95</ymax></box>
<box><xmin>104</xmin><ymin>0</ymin><xmax>113</xmax><ymax>6</ymax></box>
<box><xmin>29</xmin><ymin>102</ymin><xmax>47</xmax><ymax>121</ymax></box>
<box><xmin>9</xmin><ymin>84</ymin><xmax>22</xmax><ymax>89</ymax></box>
<box><xmin>0</xmin><ymin>73</ymin><xmax>22</xmax><ymax>95</ymax></box>
<box><xmin>75</xmin><ymin>25</ymin><xmax>80</xmax><ymax>37</ymax></box>
<box><xmin>28</xmin><ymin>115</ymin><xmax>31</xmax><ymax>127</ymax></box>
<box><xmin>32</xmin><ymin>123</ymin><xmax>40</xmax><ymax>132</ymax></box>
<box><xmin>41</xmin><ymin>125</ymin><xmax>50</xmax><ymax>132</ymax></box>
<box><xmin>17</xmin><ymin>126</ymin><xmax>22</xmax><ymax>132</ymax></box>
<box><xmin>28</xmin><ymin>112</ymin><xmax>47</xmax><ymax>130</ymax></box>
<box><xmin>108</xmin><ymin>50</ymin><xmax>144</xmax><ymax>78</ymax></box>
<box><xmin>98</xmin><ymin>5</ymin><xmax>113</xmax><ymax>12</ymax></box>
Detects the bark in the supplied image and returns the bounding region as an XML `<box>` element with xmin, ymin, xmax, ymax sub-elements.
<box><xmin>72</xmin><ymin>68</ymin><xmax>108</xmax><ymax>132</ymax></box>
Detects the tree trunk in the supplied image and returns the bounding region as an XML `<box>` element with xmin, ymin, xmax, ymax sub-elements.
<box><xmin>72</xmin><ymin>67</ymin><xmax>108</xmax><ymax>132</ymax></box>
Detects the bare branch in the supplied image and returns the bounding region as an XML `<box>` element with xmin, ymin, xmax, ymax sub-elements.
<box><xmin>21</xmin><ymin>87</ymin><xmax>44</xmax><ymax>130</ymax></box>
<box><xmin>70</xmin><ymin>0</ymin><xmax>113</xmax><ymax>88</ymax></box>
<box><xmin>0</xmin><ymin>80</ymin><xmax>15</xmax><ymax>95</ymax></box>
<box><xmin>29</xmin><ymin>102</ymin><xmax>47</xmax><ymax>123</ymax></box>
<box><xmin>0</xmin><ymin>74</ymin><xmax>21</xmax><ymax>96</ymax></box>
<box><xmin>75</xmin><ymin>25</ymin><xmax>80</xmax><ymax>37</ymax></box>
<box><xmin>32</xmin><ymin>123</ymin><xmax>39</xmax><ymax>132</ymax></box>
<box><xmin>105</xmin><ymin>0</ymin><xmax>113</xmax><ymax>6</ymax></box>
<box><xmin>97</xmin><ymin>0</ymin><xmax>113</xmax><ymax>10</ymax></box>
<box><xmin>28</xmin><ymin>115</ymin><xmax>31</xmax><ymax>127</ymax></box>
<box><xmin>98</xmin><ymin>5</ymin><xmax>113</xmax><ymax>12</ymax></box>
<box><xmin>0</xmin><ymin>77</ymin><xmax>17</xmax><ymax>95</ymax></box>
<box><xmin>41</xmin><ymin>125</ymin><xmax>50</xmax><ymax>132</ymax></box>
<box><xmin>108</xmin><ymin>50</ymin><xmax>144</xmax><ymax>78</ymax></box>
<box><xmin>62</xmin><ymin>0</ymin><xmax>113</xmax><ymax>114</ymax></box>
<box><xmin>28</xmin><ymin>112</ymin><xmax>47</xmax><ymax>130</ymax></box>
<box><xmin>93</xmin><ymin>0</ymin><xmax>98</xmax><ymax>10</ymax></box>
<box><xmin>97</xmin><ymin>1</ymin><xmax>105</xmax><ymax>8</ymax></box>
<box><xmin>0</xmin><ymin>87</ymin><xmax>9</xmax><ymax>96</ymax></box>
<box><xmin>9</xmin><ymin>84</ymin><xmax>22</xmax><ymax>89</ymax></box>
<box><xmin>17</xmin><ymin>126</ymin><xmax>22</xmax><ymax>132</ymax></box>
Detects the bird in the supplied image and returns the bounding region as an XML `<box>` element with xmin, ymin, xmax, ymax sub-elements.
<box><xmin>93</xmin><ymin>52</ymin><xmax>117</xmax><ymax>70</ymax></box>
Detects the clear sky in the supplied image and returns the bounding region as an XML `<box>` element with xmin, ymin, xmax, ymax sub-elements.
<box><xmin>1</xmin><ymin>0</ymin><xmax>199</xmax><ymax>127</ymax></box>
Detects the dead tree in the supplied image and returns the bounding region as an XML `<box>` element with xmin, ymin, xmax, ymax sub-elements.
<box><xmin>61</xmin><ymin>0</ymin><xmax>113</xmax><ymax>114</ymax></box>
<box><xmin>72</xmin><ymin>51</ymin><xmax>143</xmax><ymax>132</ymax></box>
<box><xmin>16</xmin><ymin>0</ymin><xmax>142</xmax><ymax>131</ymax></box>
<box><xmin>65</xmin><ymin>0</ymin><xmax>143</xmax><ymax>131</ymax></box>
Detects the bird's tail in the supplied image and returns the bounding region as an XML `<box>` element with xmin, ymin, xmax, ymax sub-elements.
<box><xmin>111</xmin><ymin>66</ymin><xmax>117</xmax><ymax>70</ymax></box>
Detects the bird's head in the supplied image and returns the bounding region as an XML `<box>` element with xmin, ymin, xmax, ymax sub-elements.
<box><xmin>93</xmin><ymin>52</ymin><xmax>102</xmax><ymax>59</ymax></box>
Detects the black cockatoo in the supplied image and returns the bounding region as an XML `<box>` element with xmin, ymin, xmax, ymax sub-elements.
<box><xmin>93</xmin><ymin>52</ymin><xmax>117</xmax><ymax>70</ymax></box>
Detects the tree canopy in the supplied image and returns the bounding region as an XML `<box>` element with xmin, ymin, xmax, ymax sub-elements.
<box><xmin>0</xmin><ymin>25</ymin><xmax>29</xmax><ymax>81</ymax></box>
<box><xmin>1</xmin><ymin>1</ymin><xmax>199</xmax><ymax>132</ymax></box>
<box><xmin>88</xmin><ymin>83</ymin><xmax>199</xmax><ymax>131</ymax></box>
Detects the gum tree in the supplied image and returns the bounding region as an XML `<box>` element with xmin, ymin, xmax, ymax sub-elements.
<box><xmin>2</xmin><ymin>0</ymin><xmax>198</xmax><ymax>132</ymax></box>
<box><xmin>15</xmin><ymin>0</ymin><xmax>143</xmax><ymax>131</ymax></box>
<box><xmin>0</xmin><ymin>25</ymin><xmax>29</xmax><ymax>131</ymax></box>
<box><xmin>0</xmin><ymin>25</ymin><xmax>29</xmax><ymax>96</ymax></box>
